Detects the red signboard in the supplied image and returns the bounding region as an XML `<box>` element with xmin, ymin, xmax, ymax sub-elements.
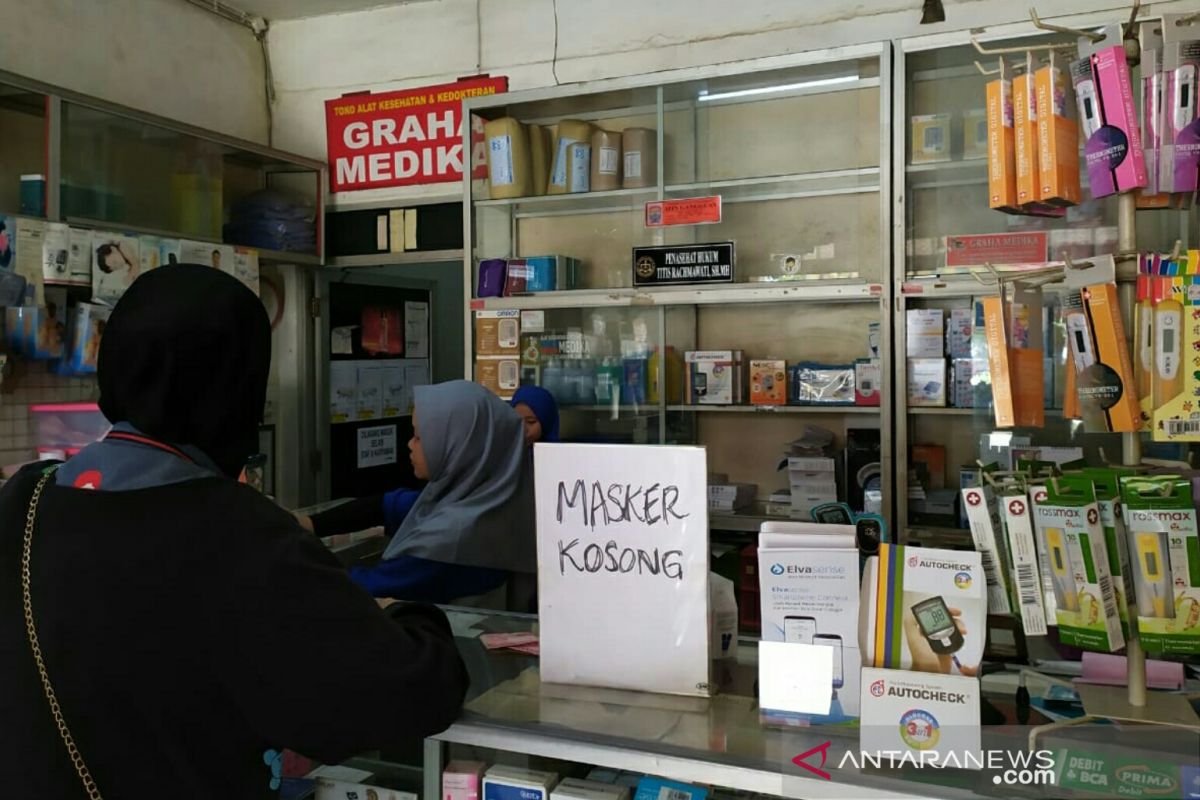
<box><xmin>644</xmin><ymin>196</ymin><xmax>722</xmax><ymax>228</ymax></box>
<box><xmin>325</xmin><ymin>76</ymin><xmax>508</xmax><ymax>193</ymax></box>
<box><xmin>944</xmin><ymin>232</ymin><xmax>1049</xmax><ymax>267</ymax></box>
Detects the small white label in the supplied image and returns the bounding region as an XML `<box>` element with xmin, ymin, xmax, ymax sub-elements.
<box><xmin>550</xmin><ymin>137</ymin><xmax>578</xmax><ymax>187</ymax></box>
<box><xmin>488</xmin><ymin>135</ymin><xmax>514</xmax><ymax>186</ymax></box>
<box><xmin>357</xmin><ymin>424</ymin><xmax>398</xmax><ymax>469</ymax></box>
<box><xmin>569</xmin><ymin>143</ymin><xmax>591</xmax><ymax>191</ymax></box>
<box><xmin>497</xmin><ymin>318</ymin><xmax>520</xmax><ymax>349</ymax></box>
<box><xmin>625</xmin><ymin>150</ymin><xmax>642</xmax><ymax>179</ymax></box>
<box><xmin>598</xmin><ymin>146</ymin><xmax>620</xmax><ymax>175</ymax></box>
<box><xmin>499</xmin><ymin>360</ymin><xmax>519</xmax><ymax>391</ymax></box>
<box><xmin>521</xmin><ymin>310</ymin><xmax>546</xmax><ymax>333</ymax></box>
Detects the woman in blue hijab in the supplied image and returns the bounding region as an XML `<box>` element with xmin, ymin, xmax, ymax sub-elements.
<box><xmin>511</xmin><ymin>385</ymin><xmax>560</xmax><ymax>444</ymax></box>
<box><xmin>306</xmin><ymin>381</ymin><xmax>535</xmax><ymax>605</ymax></box>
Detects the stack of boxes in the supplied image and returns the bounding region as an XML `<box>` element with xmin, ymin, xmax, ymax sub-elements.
<box><xmin>906</xmin><ymin>308</ymin><xmax>947</xmax><ymax>407</ymax></box>
<box><xmin>475</xmin><ymin>309</ymin><xmax>521</xmax><ymax>399</ymax></box>
<box><xmin>788</xmin><ymin>455</ymin><xmax>839</xmax><ymax>517</ymax></box>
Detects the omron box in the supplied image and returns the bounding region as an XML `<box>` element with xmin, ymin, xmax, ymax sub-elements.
<box><xmin>483</xmin><ymin>766</ymin><xmax>558</xmax><ymax>800</ymax></box>
<box><xmin>475</xmin><ymin>309</ymin><xmax>520</xmax><ymax>356</ymax></box>
<box><xmin>476</xmin><ymin>357</ymin><xmax>519</xmax><ymax>398</ymax></box>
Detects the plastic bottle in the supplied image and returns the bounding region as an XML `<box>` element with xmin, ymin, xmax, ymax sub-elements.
<box><xmin>542</xmin><ymin>358</ymin><xmax>565</xmax><ymax>403</ymax></box>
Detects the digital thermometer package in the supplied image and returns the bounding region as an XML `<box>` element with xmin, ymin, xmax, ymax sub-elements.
<box><xmin>1032</xmin><ymin>477</ymin><xmax>1125</xmax><ymax>652</ymax></box>
<box><xmin>1070</xmin><ymin>44</ymin><xmax>1147</xmax><ymax>198</ymax></box>
<box><xmin>1062</xmin><ymin>257</ymin><xmax>1141</xmax><ymax>433</ymax></box>
<box><xmin>1121</xmin><ymin>477</ymin><xmax>1200</xmax><ymax>655</ymax></box>
<box><xmin>758</xmin><ymin>533</ymin><xmax>862</xmax><ymax>722</ymax></box>
<box><xmin>1076</xmin><ymin>467</ymin><xmax>1137</xmax><ymax>638</ymax></box>
<box><xmin>1151</xmin><ymin>252</ymin><xmax>1200</xmax><ymax>441</ymax></box>
<box><xmin>960</xmin><ymin>483</ymin><xmax>1014</xmax><ymax>615</ymax></box>
<box><xmin>1160</xmin><ymin>14</ymin><xmax>1200</xmax><ymax>195</ymax></box>
<box><xmin>860</xmin><ymin>544</ymin><xmax>985</xmax><ymax>678</ymax></box>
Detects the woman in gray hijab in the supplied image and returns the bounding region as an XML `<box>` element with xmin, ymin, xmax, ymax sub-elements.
<box><xmin>307</xmin><ymin>381</ymin><xmax>535</xmax><ymax>606</ymax></box>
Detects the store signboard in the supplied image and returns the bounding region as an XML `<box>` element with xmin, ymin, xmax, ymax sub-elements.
<box><xmin>534</xmin><ymin>443</ymin><xmax>712</xmax><ymax>697</ymax></box>
<box><xmin>644</xmin><ymin>196</ymin><xmax>722</xmax><ymax>227</ymax></box>
<box><xmin>944</xmin><ymin>232</ymin><xmax>1049</xmax><ymax>267</ymax></box>
<box><xmin>632</xmin><ymin>242</ymin><xmax>735</xmax><ymax>287</ymax></box>
<box><xmin>356</xmin><ymin>424</ymin><xmax>397</xmax><ymax>468</ymax></box>
<box><xmin>324</xmin><ymin>76</ymin><xmax>508</xmax><ymax>192</ymax></box>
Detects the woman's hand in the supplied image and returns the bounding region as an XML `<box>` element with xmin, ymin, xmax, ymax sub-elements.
<box><xmin>295</xmin><ymin>514</ymin><xmax>315</xmax><ymax>533</ymax></box>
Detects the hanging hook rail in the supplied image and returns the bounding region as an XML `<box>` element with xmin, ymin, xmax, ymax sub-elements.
<box><xmin>1029</xmin><ymin>7</ymin><xmax>1106</xmax><ymax>42</ymax></box>
<box><xmin>971</xmin><ymin>34</ymin><xmax>1076</xmax><ymax>56</ymax></box>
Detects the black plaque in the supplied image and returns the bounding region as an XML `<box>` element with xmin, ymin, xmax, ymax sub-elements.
<box><xmin>632</xmin><ymin>242</ymin><xmax>735</xmax><ymax>287</ymax></box>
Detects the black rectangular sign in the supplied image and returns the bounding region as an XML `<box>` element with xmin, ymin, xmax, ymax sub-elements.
<box><xmin>632</xmin><ymin>242</ymin><xmax>735</xmax><ymax>287</ymax></box>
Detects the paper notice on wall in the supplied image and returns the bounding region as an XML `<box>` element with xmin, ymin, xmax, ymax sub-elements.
<box><xmin>404</xmin><ymin>360</ymin><xmax>429</xmax><ymax>403</ymax></box>
<box><xmin>404</xmin><ymin>301</ymin><xmax>429</xmax><ymax>358</ymax></box>
<box><xmin>67</xmin><ymin>228</ymin><xmax>94</xmax><ymax>285</ymax></box>
<box><xmin>234</xmin><ymin>248</ymin><xmax>260</xmax><ymax>296</ymax></box>
<box><xmin>357</xmin><ymin>364</ymin><xmax>383</xmax><ymax>420</ymax></box>
<box><xmin>330</xmin><ymin>361</ymin><xmax>358</xmax><ymax>424</ymax></box>
<box><xmin>357</xmin><ymin>424</ymin><xmax>398</xmax><ymax>469</ymax></box>
<box><xmin>92</xmin><ymin>232</ymin><xmax>141</xmax><ymax>305</ymax></box>
<box><xmin>179</xmin><ymin>240</ymin><xmax>235</xmax><ymax>273</ymax></box>
<box><xmin>15</xmin><ymin>217</ymin><xmax>46</xmax><ymax>304</ymax></box>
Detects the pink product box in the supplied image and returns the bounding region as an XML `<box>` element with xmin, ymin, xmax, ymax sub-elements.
<box><xmin>444</xmin><ymin>761</ymin><xmax>487</xmax><ymax>800</ymax></box>
<box><xmin>1073</xmin><ymin>46</ymin><xmax>1147</xmax><ymax>198</ymax></box>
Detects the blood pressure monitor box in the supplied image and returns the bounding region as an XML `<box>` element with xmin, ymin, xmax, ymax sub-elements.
<box><xmin>1033</xmin><ymin>477</ymin><xmax>1125</xmax><ymax>652</ymax></box>
<box><xmin>861</xmin><ymin>544</ymin><xmax>985</xmax><ymax>678</ymax></box>
<box><xmin>1121</xmin><ymin>477</ymin><xmax>1200</xmax><ymax>655</ymax></box>
<box><xmin>758</xmin><ymin>538</ymin><xmax>861</xmax><ymax>720</ymax></box>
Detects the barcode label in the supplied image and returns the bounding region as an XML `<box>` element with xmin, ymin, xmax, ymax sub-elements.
<box><xmin>657</xmin><ymin>790</ymin><xmax>692</xmax><ymax>800</ymax></box>
<box><xmin>1099</xmin><ymin>574</ymin><xmax>1118</xmax><ymax>621</ymax></box>
<box><xmin>1016</xmin><ymin>563</ymin><xmax>1040</xmax><ymax>605</ymax></box>
<box><xmin>1165</xmin><ymin>419</ymin><xmax>1200</xmax><ymax>435</ymax></box>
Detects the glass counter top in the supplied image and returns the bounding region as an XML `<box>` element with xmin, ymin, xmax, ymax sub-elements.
<box><xmin>436</xmin><ymin>608</ymin><xmax>1200</xmax><ymax>800</ymax></box>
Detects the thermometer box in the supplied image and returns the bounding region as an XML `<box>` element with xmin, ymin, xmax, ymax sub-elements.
<box><xmin>1070</xmin><ymin>46</ymin><xmax>1147</xmax><ymax>198</ymax></box>
<box><xmin>1034</xmin><ymin>51</ymin><xmax>1083</xmax><ymax>206</ymax></box>
<box><xmin>1064</xmin><ymin>278</ymin><xmax>1140</xmax><ymax>434</ymax></box>
<box><xmin>483</xmin><ymin>766</ymin><xmax>559</xmax><ymax>800</ymax></box>
<box><xmin>1121</xmin><ymin>477</ymin><xmax>1200</xmax><ymax>655</ymax></box>
<box><xmin>987</xmin><ymin>77</ymin><xmax>1019</xmax><ymax>212</ymax></box>
<box><xmin>1013</xmin><ymin>61</ymin><xmax>1040</xmax><ymax>205</ymax></box>
<box><xmin>998</xmin><ymin>491</ymin><xmax>1049</xmax><ymax>636</ymax></box>
<box><xmin>1033</xmin><ymin>477</ymin><xmax>1125</xmax><ymax>652</ymax></box>
<box><xmin>1160</xmin><ymin>15</ymin><xmax>1200</xmax><ymax>195</ymax></box>
<box><xmin>960</xmin><ymin>485</ymin><xmax>1014</xmax><ymax>615</ymax></box>
<box><xmin>1152</xmin><ymin>267</ymin><xmax>1200</xmax><ymax>442</ymax></box>
<box><xmin>1079</xmin><ymin>468</ymin><xmax>1136</xmax><ymax>638</ymax></box>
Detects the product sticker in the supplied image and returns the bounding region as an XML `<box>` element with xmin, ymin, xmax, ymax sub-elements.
<box><xmin>599</xmin><ymin>146</ymin><xmax>620</xmax><ymax>175</ymax></box>
<box><xmin>489</xmin><ymin>134</ymin><xmax>514</xmax><ymax>186</ymax></box>
<box><xmin>551</xmin><ymin>137</ymin><xmax>579</xmax><ymax>187</ymax></box>
<box><xmin>569</xmin><ymin>143</ymin><xmax>591</xmax><ymax>192</ymax></box>
<box><xmin>625</xmin><ymin>150</ymin><xmax>643</xmax><ymax>179</ymax></box>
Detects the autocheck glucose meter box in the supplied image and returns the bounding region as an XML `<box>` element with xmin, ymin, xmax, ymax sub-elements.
<box><xmin>758</xmin><ymin>537</ymin><xmax>861</xmax><ymax>721</ymax></box>
<box><xmin>1033</xmin><ymin>477</ymin><xmax>1125</xmax><ymax>652</ymax></box>
<box><xmin>861</xmin><ymin>544</ymin><xmax>985</xmax><ymax>678</ymax></box>
<box><xmin>860</xmin><ymin>668</ymin><xmax>982</xmax><ymax>767</ymax></box>
<box><xmin>483</xmin><ymin>766</ymin><xmax>558</xmax><ymax>800</ymax></box>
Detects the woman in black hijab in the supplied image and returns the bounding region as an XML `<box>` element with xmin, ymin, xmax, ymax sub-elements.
<box><xmin>0</xmin><ymin>265</ymin><xmax>468</xmax><ymax>799</ymax></box>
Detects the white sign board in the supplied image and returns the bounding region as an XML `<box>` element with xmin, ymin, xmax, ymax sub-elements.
<box><xmin>357</xmin><ymin>424</ymin><xmax>398</xmax><ymax>469</ymax></box>
<box><xmin>535</xmin><ymin>443</ymin><xmax>712</xmax><ymax>696</ymax></box>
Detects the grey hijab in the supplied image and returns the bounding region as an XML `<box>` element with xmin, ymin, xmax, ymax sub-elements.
<box><xmin>382</xmin><ymin>380</ymin><xmax>535</xmax><ymax>573</ymax></box>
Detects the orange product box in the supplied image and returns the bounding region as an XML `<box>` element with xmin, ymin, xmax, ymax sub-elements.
<box><xmin>987</xmin><ymin>77</ymin><xmax>1018</xmax><ymax>212</ymax></box>
<box><xmin>1013</xmin><ymin>65</ymin><xmax>1039</xmax><ymax>205</ymax></box>
<box><xmin>475</xmin><ymin>356</ymin><xmax>519</xmax><ymax>399</ymax></box>
<box><xmin>1034</xmin><ymin>53</ymin><xmax>1082</xmax><ymax>206</ymax></box>
<box><xmin>982</xmin><ymin>296</ymin><xmax>1015</xmax><ymax>427</ymax></box>
<box><xmin>1009</xmin><ymin>284</ymin><xmax>1045</xmax><ymax>429</ymax></box>
<box><xmin>750</xmin><ymin>359</ymin><xmax>787</xmax><ymax>405</ymax></box>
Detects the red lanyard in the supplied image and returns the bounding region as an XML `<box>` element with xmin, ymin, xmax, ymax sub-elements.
<box><xmin>103</xmin><ymin>431</ymin><xmax>196</xmax><ymax>465</ymax></box>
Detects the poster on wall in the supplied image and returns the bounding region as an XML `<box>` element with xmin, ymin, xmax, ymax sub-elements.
<box><xmin>91</xmin><ymin>232</ymin><xmax>141</xmax><ymax>305</ymax></box>
<box><xmin>534</xmin><ymin>443</ymin><xmax>712</xmax><ymax>697</ymax></box>
<box><xmin>324</xmin><ymin>76</ymin><xmax>508</xmax><ymax>192</ymax></box>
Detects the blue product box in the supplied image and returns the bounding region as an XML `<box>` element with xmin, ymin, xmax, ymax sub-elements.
<box><xmin>634</xmin><ymin>778</ymin><xmax>707</xmax><ymax>800</ymax></box>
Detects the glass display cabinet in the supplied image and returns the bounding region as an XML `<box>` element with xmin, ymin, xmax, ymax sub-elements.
<box><xmin>893</xmin><ymin>16</ymin><xmax>1200</xmax><ymax>546</ymax></box>
<box><xmin>0</xmin><ymin>80</ymin><xmax>48</xmax><ymax>219</ymax></box>
<box><xmin>463</xmin><ymin>43</ymin><xmax>893</xmax><ymax>534</ymax></box>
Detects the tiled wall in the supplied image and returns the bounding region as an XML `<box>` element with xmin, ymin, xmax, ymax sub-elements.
<box><xmin>0</xmin><ymin>362</ymin><xmax>98</xmax><ymax>469</ymax></box>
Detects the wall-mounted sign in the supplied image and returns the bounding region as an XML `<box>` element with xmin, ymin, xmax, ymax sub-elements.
<box><xmin>644</xmin><ymin>196</ymin><xmax>722</xmax><ymax>227</ymax></box>
<box><xmin>357</xmin><ymin>424</ymin><xmax>398</xmax><ymax>469</ymax></box>
<box><xmin>325</xmin><ymin>76</ymin><xmax>508</xmax><ymax>193</ymax></box>
<box><xmin>633</xmin><ymin>242</ymin><xmax>735</xmax><ymax>287</ymax></box>
<box><xmin>944</xmin><ymin>232</ymin><xmax>1048</xmax><ymax>267</ymax></box>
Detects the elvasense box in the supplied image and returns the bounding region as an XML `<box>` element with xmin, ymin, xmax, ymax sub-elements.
<box><xmin>483</xmin><ymin>766</ymin><xmax>558</xmax><ymax>800</ymax></box>
<box><xmin>475</xmin><ymin>309</ymin><xmax>520</xmax><ymax>356</ymax></box>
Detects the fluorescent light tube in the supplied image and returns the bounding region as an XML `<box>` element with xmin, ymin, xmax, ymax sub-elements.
<box><xmin>698</xmin><ymin>75</ymin><xmax>859</xmax><ymax>102</ymax></box>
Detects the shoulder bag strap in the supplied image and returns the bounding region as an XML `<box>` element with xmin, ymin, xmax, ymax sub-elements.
<box><xmin>21</xmin><ymin>470</ymin><xmax>104</xmax><ymax>800</ymax></box>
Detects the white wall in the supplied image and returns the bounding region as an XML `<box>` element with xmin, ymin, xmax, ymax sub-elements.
<box><xmin>0</xmin><ymin>0</ymin><xmax>268</xmax><ymax>144</ymax></box>
<box><xmin>267</xmin><ymin>0</ymin><xmax>1183</xmax><ymax>196</ymax></box>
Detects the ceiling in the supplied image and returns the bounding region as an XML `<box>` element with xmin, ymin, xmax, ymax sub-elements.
<box><xmin>224</xmin><ymin>0</ymin><xmax>436</xmax><ymax>22</ymax></box>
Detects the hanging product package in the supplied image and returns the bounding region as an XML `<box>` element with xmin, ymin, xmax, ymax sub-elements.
<box><xmin>1035</xmin><ymin>49</ymin><xmax>1082</xmax><ymax>207</ymax></box>
<box><xmin>986</xmin><ymin>67</ymin><xmax>1019</xmax><ymax>212</ymax></box>
<box><xmin>528</xmin><ymin>124</ymin><xmax>552</xmax><ymax>197</ymax></box>
<box><xmin>484</xmin><ymin>117</ymin><xmax>532</xmax><ymax>200</ymax></box>
<box><xmin>1137</xmin><ymin>22</ymin><xmax>1173</xmax><ymax>207</ymax></box>
<box><xmin>960</xmin><ymin>479</ymin><xmax>1015</xmax><ymax>616</ymax></box>
<box><xmin>549</xmin><ymin>119</ymin><xmax>593</xmax><ymax>194</ymax></box>
<box><xmin>1160</xmin><ymin>14</ymin><xmax>1200</xmax><ymax>196</ymax></box>
<box><xmin>1033</xmin><ymin>476</ymin><xmax>1125</xmax><ymax>652</ymax></box>
<box><xmin>1075</xmin><ymin>467</ymin><xmax>1137</xmax><ymax>639</ymax></box>
<box><xmin>1014</xmin><ymin>53</ymin><xmax>1041</xmax><ymax>208</ymax></box>
<box><xmin>1071</xmin><ymin>37</ymin><xmax>1148</xmax><ymax>198</ymax></box>
<box><xmin>1134</xmin><ymin>261</ymin><xmax>1156</xmax><ymax>430</ymax></box>
<box><xmin>1152</xmin><ymin>249</ymin><xmax>1200</xmax><ymax>441</ymax></box>
<box><xmin>1009</xmin><ymin>282</ymin><xmax>1045</xmax><ymax>427</ymax></box>
<box><xmin>1121</xmin><ymin>476</ymin><xmax>1200</xmax><ymax>655</ymax></box>
<box><xmin>1062</xmin><ymin>255</ymin><xmax>1140</xmax><ymax>433</ymax></box>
